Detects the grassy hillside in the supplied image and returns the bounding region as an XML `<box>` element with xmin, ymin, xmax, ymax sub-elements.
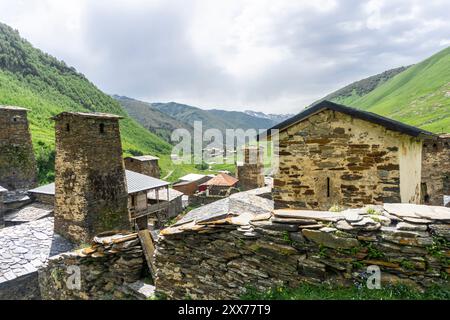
<box><xmin>317</xmin><ymin>66</ymin><xmax>410</xmax><ymax>106</ymax></box>
<box><xmin>114</xmin><ymin>95</ymin><xmax>193</xmax><ymax>143</ymax></box>
<box><xmin>0</xmin><ymin>22</ymin><xmax>174</xmax><ymax>183</ymax></box>
<box><xmin>346</xmin><ymin>47</ymin><xmax>450</xmax><ymax>133</ymax></box>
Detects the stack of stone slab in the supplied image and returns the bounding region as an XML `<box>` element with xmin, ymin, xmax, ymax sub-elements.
<box><xmin>38</xmin><ymin>232</ymin><xmax>154</xmax><ymax>300</ymax></box>
<box><xmin>155</xmin><ymin>203</ymin><xmax>450</xmax><ymax>299</ymax></box>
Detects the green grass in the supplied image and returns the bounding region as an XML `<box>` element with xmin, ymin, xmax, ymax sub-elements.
<box><xmin>241</xmin><ymin>283</ymin><xmax>450</xmax><ymax>300</ymax></box>
<box><xmin>344</xmin><ymin>46</ymin><xmax>450</xmax><ymax>133</ymax></box>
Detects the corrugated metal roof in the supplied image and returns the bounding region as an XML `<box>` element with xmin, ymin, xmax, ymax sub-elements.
<box><xmin>126</xmin><ymin>170</ymin><xmax>168</xmax><ymax>193</ymax></box>
<box><xmin>178</xmin><ymin>173</ymin><xmax>207</xmax><ymax>182</ymax></box>
<box><xmin>28</xmin><ymin>170</ymin><xmax>169</xmax><ymax>196</ymax></box>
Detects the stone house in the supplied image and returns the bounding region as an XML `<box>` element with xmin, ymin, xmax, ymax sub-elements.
<box><xmin>262</xmin><ymin>100</ymin><xmax>435</xmax><ymax>210</ymax></box>
<box><xmin>124</xmin><ymin>155</ymin><xmax>160</xmax><ymax>178</ymax></box>
<box><xmin>421</xmin><ymin>134</ymin><xmax>450</xmax><ymax>206</ymax></box>
<box><xmin>0</xmin><ymin>106</ymin><xmax>37</xmax><ymax>191</ymax></box>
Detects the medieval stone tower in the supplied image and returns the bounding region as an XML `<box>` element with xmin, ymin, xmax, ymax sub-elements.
<box><xmin>237</xmin><ymin>146</ymin><xmax>265</xmax><ymax>191</ymax></box>
<box><xmin>0</xmin><ymin>106</ymin><xmax>37</xmax><ymax>190</ymax></box>
<box><xmin>124</xmin><ymin>155</ymin><xmax>160</xmax><ymax>178</ymax></box>
<box><xmin>53</xmin><ymin>112</ymin><xmax>129</xmax><ymax>244</ymax></box>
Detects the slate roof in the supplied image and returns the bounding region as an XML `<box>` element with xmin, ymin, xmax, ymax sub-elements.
<box><xmin>125</xmin><ymin>155</ymin><xmax>159</xmax><ymax>161</ymax></box>
<box><xmin>0</xmin><ymin>217</ymin><xmax>73</xmax><ymax>284</ymax></box>
<box><xmin>0</xmin><ymin>105</ymin><xmax>29</xmax><ymax>112</ymax></box>
<box><xmin>174</xmin><ymin>187</ymin><xmax>273</xmax><ymax>226</ymax></box>
<box><xmin>4</xmin><ymin>203</ymin><xmax>53</xmax><ymax>224</ymax></box>
<box><xmin>259</xmin><ymin>100</ymin><xmax>435</xmax><ymax>140</ymax></box>
<box><xmin>200</xmin><ymin>173</ymin><xmax>238</xmax><ymax>187</ymax></box>
<box><xmin>51</xmin><ymin>111</ymin><xmax>123</xmax><ymax>120</ymax></box>
<box><xmin>28</xmin><ymin>170</ymin><xmax>169</xmax><ymax>196</ymax></box>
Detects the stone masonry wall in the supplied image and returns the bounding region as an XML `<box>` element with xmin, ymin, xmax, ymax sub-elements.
<box><xmin>38</xmin><ymin>232</ymin><xmax>147</xmax><ymax>300</ymax></box>
<box><xmin>53</xmin><ymin>113</ymin><xmax>129</xmax><ymax>244</ymax></box>
<box><xmin>273</xmin><ymin>109</ymin><xmax>422</xmax><ymax>211</ymax></box>
<box><xmin>0</xmin><ymin>107</ymin><xmax>37</xmax><ymax>190</ymax></box>
<box><xmin>155</xmin><ymin>204</ymin><xmax>449</xmax><ymax>299</ymax></box>
<box><xmin>237</xmin><ymin>147</ymin><xmax>265</xmax><ymax>191</ymax></box>
<box><xmin>422</xmin><ymin>134</ymin><xmax>450</xmax><ymax>206</ymax></box>
<box><xmin>124</xmin><ymin>158</ymin><xmax>160</xmax><ymax>178</ymax></box>
<box><xmin>0</xmin><ymin>186</ymin><xmax>6</xmax><ymax>228</ymax></box>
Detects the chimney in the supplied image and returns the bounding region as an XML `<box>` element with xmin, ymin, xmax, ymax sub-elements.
<box><xmin>0</xmin><ymin>106</ymin><xmax>37</xmax><ymax>191</ymax></box>
<box><xmin>52</xmin><ymin>112</ymin><xmax>129</xmax><ymax>244</ymax></box>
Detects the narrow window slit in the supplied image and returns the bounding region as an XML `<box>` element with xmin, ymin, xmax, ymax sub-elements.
<box><xmin>327</xmin><ymin>177</ymin><xmax>330</xmax><ymax>197</ymax></box>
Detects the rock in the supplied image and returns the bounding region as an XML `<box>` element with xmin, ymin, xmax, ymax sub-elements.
<box><xmin>384</xmin><ymin>203</ymin><xmax>450</xmax><ymax>221</ymax></box>
<box><xmin>252</xmin><ymin>221</ymin><xmax>298</xmax><ymax>232</ymax></box>
<box><xmin>368</xmin><ymin>214</ymin><xmax>391</xmax><ymax>226</ymax></box>
<box><xmin>272</xmin><ymin>217</ymin><xmax>319</xmax><ymax>225</ymax></box>
<box><xmin>297</xmin><ymin>224</ymin><xmax>323</xmax><ymax>229</ymax></box>
<box><xmin>342</xmin><ymin>210</ymin><xmax>363</xmax><ymax>222</ymax></box>
<box><xmin>396</xmin><ymin>222</ymin><xmax>428</xmax><ymax>231</ymax></box>
<box><xmin>274</xmin><ymin>209</ymin><xmax>343</xmax><ymax>222</ymax></box>
<box><xmin>351</xmin><ymin>217</ymin><xmax>376</xmax><ymax>226</ymax></box>
<box><xmin>402</xmin><ymin>217</ymin><xmax>432</xmax><ymax>224</ymax></box>
<box><xmin>289</xmin><ymin>232</ymin><xmax>305</xmax><ymax>243</ymax></box>
<box><xmin>429</xmin><ymin>224</ymin><xmax>450</xmax><ymax>240</ymax></box>
<box><xmin>335</xmin><ymin>220</ymin><xmax>354</xmax><ymax>231</ymax></box>
<box><xmin>302</xmin><ymin>229</ymin><xmax>359</xmax><ymax>249</ymax></box>
<box><xmin>319</xmin><ymin>227</ymin><xmax>337</xmax><ymax>233</ymax></box>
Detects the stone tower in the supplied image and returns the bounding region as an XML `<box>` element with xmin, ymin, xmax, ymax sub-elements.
<box><xmin>237</xmin><ymin>146</ymin><xmax>265</xmax><ymax>191</ymax></box>
<box><xmin>0</xmin><ymin>106</ymin><xmax>37</xmax><ymax>190</ymax></box>
<box><xmin>124</xmin><ymin>155</ymin><xmax>160</xmax><ymax>178</ymax></box>
<box><xmin>53</xmin><ymin>112</ymin><xmax>129</xmax><ymax>244</ymax></box>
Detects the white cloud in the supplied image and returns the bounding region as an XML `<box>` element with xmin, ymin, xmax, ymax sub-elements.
<box><xmin>0</xmin><ymin>0</ymin><xmax>449</xmax><ymax>113</ymax></box>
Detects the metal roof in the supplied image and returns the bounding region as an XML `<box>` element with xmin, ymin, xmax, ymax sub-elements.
<box><xmin>28</xmin><ymin>170</ymin><xmax>169</xmax><ymax>196</ymax></box>
<box><xmin>178</xmin><ymin>173</ymin><xmax>207</xmax><ymax>182</ymax></box>
<box><xmin>259</xmin><ymin>100</ymin><xmax>436</xmax><ymax>140</ymax></box>
<box><xmin>126</xmin><ymin>170</ymin><xmax>168</xmax><ymax>193</ymax></box>
<box><xmin>0</xmin><ymin>186</ymin><xmax>7</xmax><ymax>193</ymax></box>
<box><xmin>200</xmin><ymin>173</ymin><xmax>239</xmax><ymax>187</ymax></box>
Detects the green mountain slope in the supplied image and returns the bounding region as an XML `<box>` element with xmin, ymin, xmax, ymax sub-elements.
<box><xmin>0</xmin><ymin>22</ymin><xmax>172</xmax><ymax>183</ymax></box>
<box><xmin>114</xmin><ymin>95</ymin><xmax>193</xmax><ymax>143</ymax></box>
<box><xmin>317</xmin><ymin>66</ymin><xmax>410</xmax><ymax>106</ymax></box>
<box><xmin>346</xmin><ymin>47</ymin><xmax>450</xmax><ymax>133</ymax></box>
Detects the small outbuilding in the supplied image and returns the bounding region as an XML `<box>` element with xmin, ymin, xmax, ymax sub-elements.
<box><xmin>261</xmin><ymin>100</ymin><xmax>435</xmax><ymax>210</ymax></box>
<box><xmin>124</xmin><ymin>155</ymin><xmax>160</xmax><ymax>178</ymax></box>
<box><xmin>199</xmin><ymin>173</ymin><xmax>239</xmax><ymax>196</ymax></box>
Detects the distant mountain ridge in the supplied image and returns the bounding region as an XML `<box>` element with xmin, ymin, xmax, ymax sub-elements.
<box><xmin>115</xmin><ymin>98</ymin><xmax>292</xmax><ymax>144</ymax></box>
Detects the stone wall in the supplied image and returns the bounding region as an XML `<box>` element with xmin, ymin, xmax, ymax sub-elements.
<box><xmin>0</xmin><ymin>107</ymin><xmax>37</xmax><ymax>191</ymax></box>
<box><xmin>124</xmin><ymin>157</ymin><xmax>160</xmax><ymax>178</ymax></box>
<box><xmin>237</xmin><ymin>147</ymin><xmax>265</xmax><ymax>191</ymax></box>
<box><xmin>422</xmin><ymin>134</ymin><xmax>450</xmax><ymax>206</ymax></box>
<box><xmin>53</xmin><ymin>113</ymin><xmax>129</xmax><ymax>244</ymax></box>
<box><xmin>273</xmin><ymin>109</ymin><xmax>423</xmax><ymax>211</ymax></box>
<box><xmin>0</xmin><ymin>186</ymin><xmax>6</xmax><ymax>228</ymax></box>
<box><xmin>38</xmin><ymin>232</ymin><xmax>149</xmax><ymax>300</ymax></box>
<box><xmin>30</xmin><ymin>193</ymin><xmax>55</xmax><ymax>206</ymax></box>
<box><xmin>154</xmin><ymin>204</ymin><xmax>449</xmax><ymax>299</ymax></box>
<box><xmin>0</xmin><ymin>272</ymin><xmax>41</xmax><ymax>300</ymax></box>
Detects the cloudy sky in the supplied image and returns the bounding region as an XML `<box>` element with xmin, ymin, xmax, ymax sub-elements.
<box><xmin>0</xmin><ymin>0</ymin><xmax>449</xmax><ymax>113</ymax></box>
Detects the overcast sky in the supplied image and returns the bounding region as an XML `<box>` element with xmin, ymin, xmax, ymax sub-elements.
<box><xmin>0</xmin><ymin>0</ymin><xmax>449</xmax><ymax>114</ymax></box>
